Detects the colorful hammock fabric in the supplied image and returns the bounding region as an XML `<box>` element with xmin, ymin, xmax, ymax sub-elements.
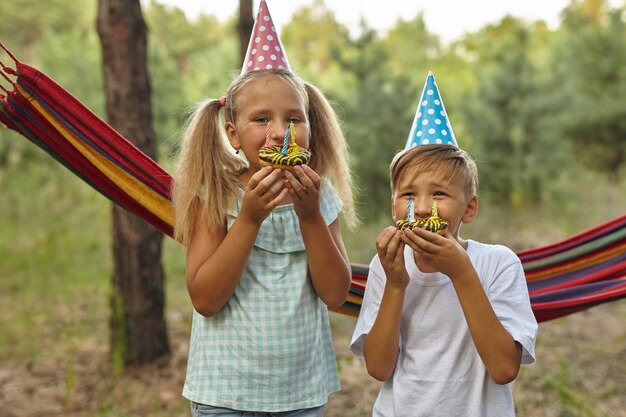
<box><xmin>2</xmin><ymin>43</ymin><xmax>625</xmax><ymax>323</ymax></box>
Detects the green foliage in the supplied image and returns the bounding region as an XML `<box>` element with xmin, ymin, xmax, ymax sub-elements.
<box><xmin>181</xmin><ymin>38</ymin><xmax>239</xmax><ymax>104</ymax></box>
<box><xmin>282</xmin><ymin>0</ymin><xmax>350</xmax><ymax>80</ymax></box>
<box><xmin>384</xmin><ymin>13</ymin><xmax>440</xmax><ymax>85</ymax></box>
<box><xmin>551</xmin><ymin>0</ymin><xmax>626</xmax><ymax>180</ymax></box>
<box><xmin>144</xmin><ymin>0</ymin><xmax>228</xmax><ymax>76</ymax></box>
<box><xmin>148</xmin><ymin>42</ymin><xmax>186</xmax><ymax>156</ymax></box>
<box><xmin>33</xmin><ymin>28</ymin><xmax>105</xmax><ymax>115</ymax></box>
<box><xmin>332</xmin><ymin>26</ymin><xmax>418</xmax><ymax>220</ymax></box>
<box><xmin>0</xmin><ymin>0</ymin><xmax>95</xmax><ymax>53</ymax></box>
<box><xmin>143</xmin><ymin>1</ymin><xmax>239</xmax><ymax>158</ymax></box>
<box><xmin>457</xmin><ymin>17</ymin><xmax>565</xmax><ymax>206</ymax></box>
<box><xmin>0</xmin><ymin>156</ymin><xmax>111</xmax><ymax>362</ymax></box>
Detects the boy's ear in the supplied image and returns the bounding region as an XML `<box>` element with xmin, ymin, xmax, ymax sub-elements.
<box><xmin>462</xmin><ymin>195</ymin><xmax>478</xmax><ymax>224</ymax></box>
<box><xmin>390</xmin><ymin>193</ymin><xmax>398</xmax><ymax>222</ymax></box>
<box><xmin>225</xmin><ymin>121</ymin><xmax>240</xmax><ymax>150</ymax></box>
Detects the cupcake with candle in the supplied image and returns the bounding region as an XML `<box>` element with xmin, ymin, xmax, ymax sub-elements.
<box><xmin>258</xmin><ymin>121</ymin><xmax>311</xmax><ymax>170</ymax></box>
<box><xmin>396</xmin><ymin>198</ymin><xmax>449</xmax><ymax>234</ymax></box>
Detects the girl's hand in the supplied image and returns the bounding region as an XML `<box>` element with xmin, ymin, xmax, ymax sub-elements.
<box><xmin>239</xmin><ymin>166</ymin><xmax>288</xmax><ymax>226</ymax></box>
<box><xmin>401</xmin><ymin>228</ymin><xmax>471</xmax><ymax>279</ymax></box>
<box><xmin>283</xmin><ymin>165</ymin><xmax>322</xmax><ymax>222</ymax></box>
<box><xmin>376</xmin><ymin>226</ymin><xmax>409</xmax><ymax>288</ymax></box>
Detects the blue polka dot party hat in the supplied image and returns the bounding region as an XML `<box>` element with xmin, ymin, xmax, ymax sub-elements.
<box><xmin>405</xmin><ymin>71</ymin><xmax>458</xmax><ymax>148</ymax></box>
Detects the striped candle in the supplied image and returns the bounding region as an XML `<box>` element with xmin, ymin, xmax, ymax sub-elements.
<box><xmin>281</xmin><ymin>124</ymin><xmax>290</xmax><ymax>155</ymax></box>
<box><xmin>407</xmin><ymin>197</ymin><xmax>415</xmax><ymax>222</ymax></box>
<box><xmin>264</xmin><ymin>121</ymin><xmax>271</xmax><ymax>147</ymax></box>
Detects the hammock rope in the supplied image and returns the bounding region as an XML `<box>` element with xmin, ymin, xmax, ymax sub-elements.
<box><xmin>2</xmin><ymin>43</ymin><xmax>625</xmax><ymax>323</ymax></box>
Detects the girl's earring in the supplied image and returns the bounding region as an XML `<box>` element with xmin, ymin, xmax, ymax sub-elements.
<box><xmin>235</xmin><ymin>149</ymin><xmax>240</xmax><ymax>154</ymax></box>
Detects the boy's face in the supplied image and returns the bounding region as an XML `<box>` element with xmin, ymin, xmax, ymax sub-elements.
<box><xmin>391</xmin><ymin>167</ymin><xmax>477</xmax><ymax>237</ymax></box>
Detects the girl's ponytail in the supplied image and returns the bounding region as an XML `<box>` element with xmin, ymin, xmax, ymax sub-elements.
<box><xmin>305</xmin><ymin>82</ymin><xmax>358</xmax><ymax>229</ymax></box>
<box><xmin>173</xmin><ymin>99</ymin><xmax>245</xmax><ymax>245</ymax></box>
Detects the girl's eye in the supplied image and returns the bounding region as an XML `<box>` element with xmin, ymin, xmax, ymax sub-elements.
<box><xmin>254</xmin><ymin>117</ymin><xmax>269</xmax><ymax>123</ymax></box>
<box><xmin>287</xmin><ymin>117</ymin><xmax>300</xmax><ymax>124</ymax></box>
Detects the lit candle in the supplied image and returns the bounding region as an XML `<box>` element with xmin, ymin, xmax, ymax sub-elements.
<box><xmin>264</xmin><ymin>121</ymin><xmax>271</xmax><ymax>147</ymax></box>
<box><xmin>281</xmin><ymin>124</ymin><xmax>290</xmax><ymax>155</ymax></box>
<box><xmin>407</xmin><ymin>196</ymin><xmax>415</xmax><ymax>222</ymax></box>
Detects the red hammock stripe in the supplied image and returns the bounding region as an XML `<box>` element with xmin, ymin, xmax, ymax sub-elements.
<box><xmin>1</xmin><ymin>55</ymin><xmax>172</xmax><ymax>198</ymax></box>
<box><xmin>0</xmin><ymin>45</ymin><xmax>174</xmax><ymax>234</ymax></box>
<box><xmin>522</xmin><ymin>227</ymin><xmax>626</xmax><ymax>272</ymax></box>
<box><xmin>525</xmin><ymin>241</ymin><xmax>626</xmax><ymax>282</ymax></box>
<box><xmin>517</xmin><ymin>214</ymin><xmax>626</xmax><ymax>261</ymax></box>
<box><xmin>529</xmin><ymin>260</ymin><xmax>626</xmax><ymax>296</ymax></box>
<box><xmin>531</xmin><ymin>279</ymin><xmax>626</xmax><ymax>322</ymax></box>
<box><xmin>2</xmin><ymin>81</ymin><xmax>174</xmax><ymax>236</ymax></box>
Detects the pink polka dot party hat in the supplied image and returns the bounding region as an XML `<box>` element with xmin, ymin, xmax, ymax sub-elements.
<box><xmin>405</xmin><ymin>71</ymin><xmax>458</xmax><ymax>148</ymax></box>
<box><xmin>241</xmin><ymin>0</ymin><xmax>291</xmax><ymax>74</ymax></box>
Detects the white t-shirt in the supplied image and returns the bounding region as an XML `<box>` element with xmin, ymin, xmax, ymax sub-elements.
<box><xmin>350</xmin><ymin>240</ymin><xmax>537</xmax><ymax>417</ymax></box>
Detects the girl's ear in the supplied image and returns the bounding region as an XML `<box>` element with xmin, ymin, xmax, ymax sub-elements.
<box><xmin>225</xmin><ymin>121</ymin><xmax>240</xmax><ymax>150</ymax></box>
<box><xmin>461</xmin><ymin>195</ymin><xmax>478</xmax><ymax>224</ymax></box>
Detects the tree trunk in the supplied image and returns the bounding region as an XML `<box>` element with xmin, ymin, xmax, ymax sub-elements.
<box><xmin>96</xmin><ymin>0</ymin><xmax>169</xmax><ymax>368</ymax></box>
<box><xmin>238</xmin><ymin>0</ymin><xmax>254</xmax><ymax>64</ymax></box>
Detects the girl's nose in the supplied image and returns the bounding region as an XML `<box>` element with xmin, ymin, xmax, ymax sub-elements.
<box><xmin>266</xmin><ymin>122</ymin><xmax>289</xmax><ymax>146</ymax></box>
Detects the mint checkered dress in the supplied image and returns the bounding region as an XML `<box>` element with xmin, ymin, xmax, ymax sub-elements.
<box><xmin>183</xmin><ymin>182</ymin><xmax>342</xmax><ymax>412</ymax></box>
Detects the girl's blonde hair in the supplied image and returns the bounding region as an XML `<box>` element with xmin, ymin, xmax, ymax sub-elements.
<box><xmin>173</xmin><ymin>69</ymin><xmax>357</xmax><ymax>245</ymax></box>
<box><xmin>390</xmin><ymin>145</ymin><xmax>479</xmax><ymax>198</ymax></box>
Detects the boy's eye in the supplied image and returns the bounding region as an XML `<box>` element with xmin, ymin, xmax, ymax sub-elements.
<box><xmin>255</xmin><ymin>117</ymin><xmax>269</xmax><ymax>123</ymax></box>
<box><xmin>433</xmin><ymin>191</ymin><xmax>447</xmax><ymax>197</ymax></box>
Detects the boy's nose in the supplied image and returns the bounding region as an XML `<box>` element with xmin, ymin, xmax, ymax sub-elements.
<box><xmin>414</xmin><ymin>199</ymin><xmax>433</xmax><ymax>219</ymax></box>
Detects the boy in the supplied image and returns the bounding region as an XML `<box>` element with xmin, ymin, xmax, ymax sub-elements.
<box><xmin>350</xmin><ymin>74</ymin><xmax>537</xmax><ymax>417</ymax></box>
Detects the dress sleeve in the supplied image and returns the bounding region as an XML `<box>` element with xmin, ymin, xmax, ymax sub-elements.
<box><xmin>319</xmin><ymin>181</ymin><xmax>343</xmax><ymax>225</ymax></box>
<box><xmin>350</xmin><ymin>255</ymin><xmax>385</xmax><ymax>358</ymax></box>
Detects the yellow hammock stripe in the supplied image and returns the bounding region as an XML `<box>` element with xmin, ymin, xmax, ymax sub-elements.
<box><xmin>18</xmin><ymin>84</ymin><xmax>175</xmax><ymax>229</ymax></box>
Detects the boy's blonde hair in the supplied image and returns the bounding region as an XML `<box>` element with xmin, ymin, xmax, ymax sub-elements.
<box><xmin>173</xmin><ymin>69</ymin><xmax>357</xmax><ymax>245</ymax></box>
<box><xmin>390</xmin><ymin>145</ymin><xmax>478</xmax><ymax>198</ymax></box>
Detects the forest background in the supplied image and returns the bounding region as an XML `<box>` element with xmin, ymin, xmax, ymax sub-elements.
<box><xmin>0</xmin><ymin>0</ymin><xmax>625</xmax><ymax>416</ymax></box>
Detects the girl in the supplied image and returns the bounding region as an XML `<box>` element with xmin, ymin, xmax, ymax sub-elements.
<box><xmin>172</xmin><ymin>67</ymin><xmax>357</xmax><ymax>416</ymax></box>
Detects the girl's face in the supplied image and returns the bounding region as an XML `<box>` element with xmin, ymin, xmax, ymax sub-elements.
<box><xmin>225</xmin><ymin>76</ymin><xmax>310</xmax><ymax>172</ymax></box>
<box><xmin>391</xmin><ymin>167</ymin><xmax>477</xmax><ymax>237</ymax></box>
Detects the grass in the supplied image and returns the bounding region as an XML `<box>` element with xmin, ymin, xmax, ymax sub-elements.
<box><xmin>1</xmin><ymin>154</ymin><xmax>625</xmax><ymax>416</ymax></box>
<box><xmin>512</xmin><ymin>301</ymin><xmax>626</xmax><ymax>417</ymax></box>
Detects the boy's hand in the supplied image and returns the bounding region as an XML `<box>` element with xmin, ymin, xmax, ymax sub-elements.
<box><xmin>283</xmin><ymin>165</ymin><xmax>322</xmax><ymax>222</ymax></box>
<box><xmin>376</xmin><ymin>227</ymin><xmax>409</xmax><ymax>288</ymax></box>
<box><xmin>239</xmin><ymin>166</ymin><xmax>288</xmax><ymax>226</ymax></box>
<box><xmin>402</xmin><ymin>228</ymin><xmax>471</xmax><ymax>280</ymax></box>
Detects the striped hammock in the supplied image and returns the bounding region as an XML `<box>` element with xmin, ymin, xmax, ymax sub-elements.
<box><xmin>2</xmin><ymin>43</ymin><xmax>625</xmax><ymax>323</ymax></box>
